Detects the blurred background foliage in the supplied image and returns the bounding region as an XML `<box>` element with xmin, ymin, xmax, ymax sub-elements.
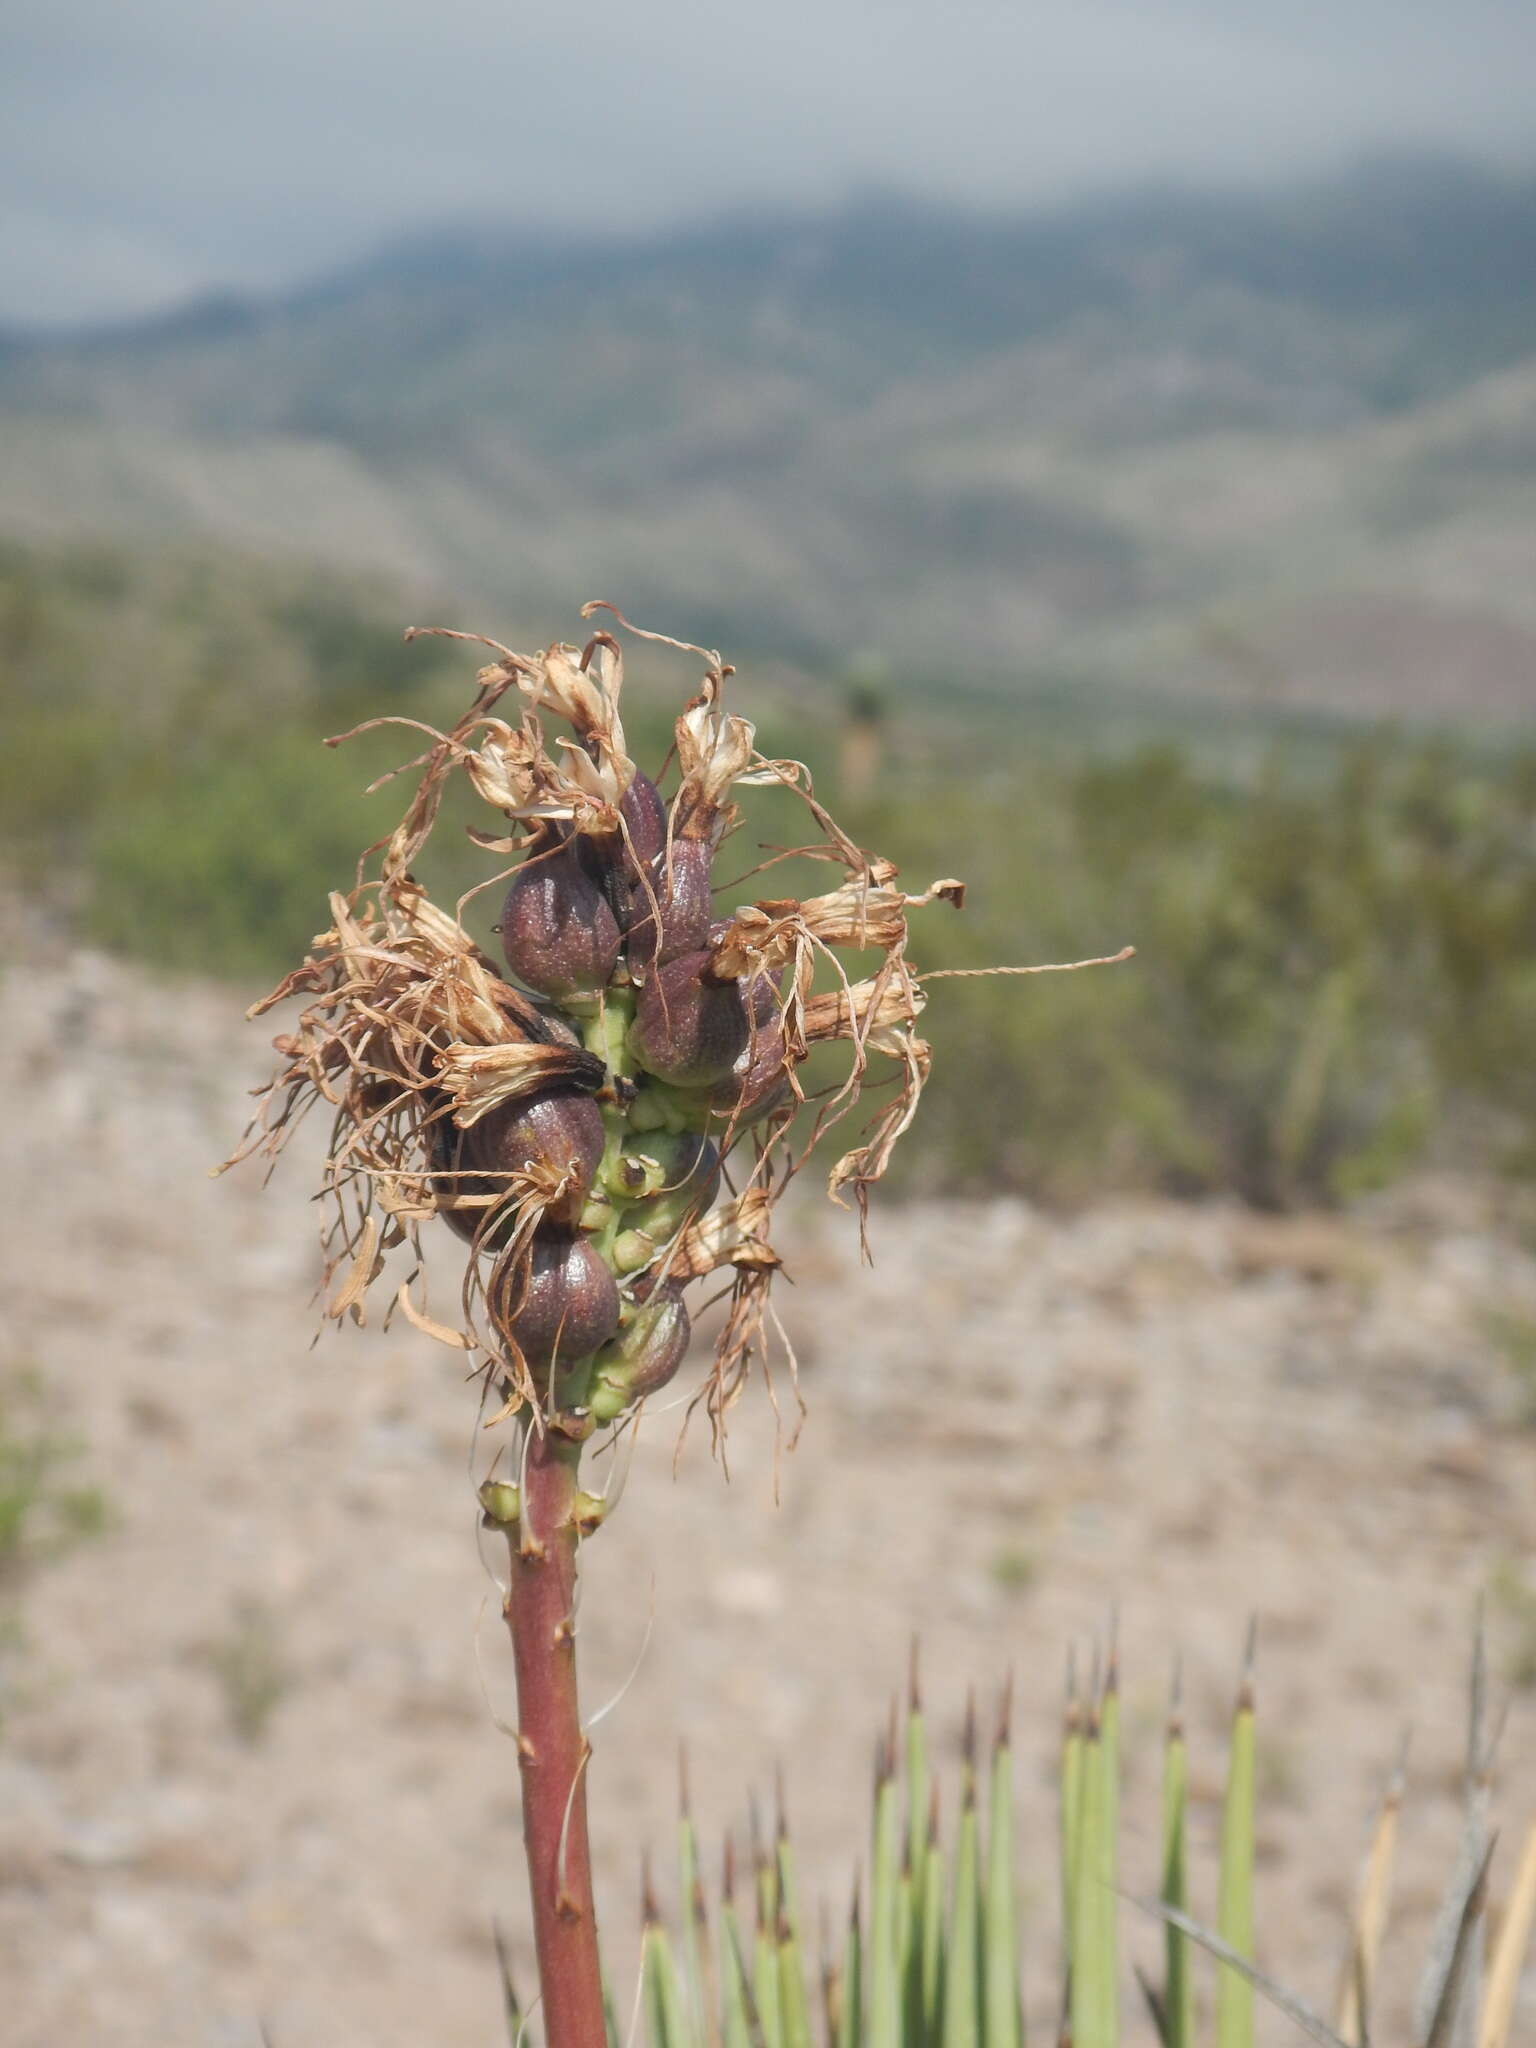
<box><xmin>4</xmin><ymin>533</ymin><xmax>1534</xmax><ymax>1213</ymax></box>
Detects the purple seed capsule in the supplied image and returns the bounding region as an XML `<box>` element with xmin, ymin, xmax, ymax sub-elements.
<box><xmin>705</xmin><ymin>1024</ymin><xmax>791</xmax><ymax>1124</ymax></box>
<box><xmin>444</xmin><ymin>1088</ymin><xmax>606</xmax><ymax>1241</ymax></box>
<box><xmin>628</xmin><ymin>837</ymin><xmax>714</xmax><ymax>969</ymax></box>
<box><xmin>629</xmin><ymin>951</ymin><xmax>765</xmax><ymax>1087</ymax></box>
<box><xmin>607</xmin><ymin>1286</ymin><xmax>692</xmax><ymax>1396</ymax></box>
<box><xmin>479</xmin><ymin>1088</ymin><xmax>605</xmax><ymax>1196</ymax></box>
<box><xmin>500</xmin><ymin>840</ymin><xmax>622</xmax><ymax>1000</ymax></box>
<box><xmin>619</xmin><ymin>770</ymin><xmax>668</xmax><ymax>871</ymax></box>
<box><xmin>488</xmin><ymin>1230</ymin><xmax>621</xmax><ymax>1374</ymax></box>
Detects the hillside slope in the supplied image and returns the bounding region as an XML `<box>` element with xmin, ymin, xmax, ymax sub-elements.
<box><xmin>3</xmin><ymin>158</ymin><xmax>1535</xmax><ymax>716</ymax></box>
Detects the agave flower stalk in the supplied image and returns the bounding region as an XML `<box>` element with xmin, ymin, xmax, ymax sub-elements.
<box><xmin>483</xmin><ymin>1421</ymin><xmax>608</xmax><ymax>2045</ymax></box>
<box><xmin>226</xmin><ymin>602</ymin><xmax>1106</xmax><ymax>2045</ymax></box>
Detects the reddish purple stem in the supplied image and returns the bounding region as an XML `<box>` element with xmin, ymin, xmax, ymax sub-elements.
<box><xmin>504</xmin><ymin>1427</ymin><xmax>607</xmax><ymax>2048</ymax></box>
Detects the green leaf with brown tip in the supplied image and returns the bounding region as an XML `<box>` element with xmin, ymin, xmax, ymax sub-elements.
<box><xmin>837</xmin><ymin>1893</ymin><xmax>863</xmax><ymax>2048</ymax></box>
<box><xmin>1060</xmin><ymin>1668</ymin><xmax>1085</xmax><ymax>1980</ymax></box>
<box><xmin>921</xmin><ymin>1831</ymin><xmax>947</xmax><ymax>2044</ymax></box>
<box><xmin>870</xmin><ymin>1741</ymin><xmax>903</xmax><ymax>2048</ymax></box>
<box><xmin>645</xmin><ymin>1921</ymin><xmax>693</xmax><ymax>2048</ymax></box>
<box><xmin>1216</xmin><ymin>1675</ymin><xmax>1257</xmax><ymax>2048</ymax></box>
<box><xmin>944</xmin><ymin>1761</ymin><xmax>982</xmax><ymax>2048</ymax></box>
<box><xmin>1072</xmin><ymin>1713</ymin><xmax>1115</xmax><ymax>2048</ymax></box>
<box><xmin>984</xmin><ymin>1715</ymin><xmax>1021</xmax><ymax>2048</ymax></box>
<box><xmin>1160</xmin><ymin>1705</ymin><xmax>1193</xmax><ymax>2048</ymax></box>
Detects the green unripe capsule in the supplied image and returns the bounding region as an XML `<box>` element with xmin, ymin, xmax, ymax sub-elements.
<box><xmin>608</xmin><ymin>1130</ymin><xmax>719</xmax><ymax>1236</ymax></box>
<box><xmin>571</xmin><ymin>1489</ymin><xmax>610</xmax><ymax>1535</ymax></box>
<box><xmin>612</xmin><ymin>1228</ymin><xmax>657</xmax><ymax>1275</ymax></box>
<box><xmin>604</xmin><ymin>1149</ymin><xmax>669</xmax><ymax>1205</ymax></box>
<box><xmin>589</xmin><ymin>1287</ymin><xmax>692</xmax><ymax>1420</ymax></box>
<box><xmin>478</xmin><ymin>1479</ymin><xmax>522</xmax><ymax>1526</ymax></box>
<box><xmin>588</xmin><ymin>1379</ymin><xmax>628</xmax><ymax>1424</ymax></box>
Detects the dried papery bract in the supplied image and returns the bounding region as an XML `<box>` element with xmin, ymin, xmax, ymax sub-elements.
<box><xmin>227</xmin><ymin>602</ymin><xmax>1129</xmax><ymax>2048</ymax></box>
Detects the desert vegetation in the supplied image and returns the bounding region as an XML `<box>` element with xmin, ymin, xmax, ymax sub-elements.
<box><xmin>7</xmin><ymin>535</ymin><xmax>1536</xmax><ymax>1216</ymax></box>
<box><xmin>188</xmin><ymin>593</ymin><xmax>1533</xmax><ymax>2046</ymax></box>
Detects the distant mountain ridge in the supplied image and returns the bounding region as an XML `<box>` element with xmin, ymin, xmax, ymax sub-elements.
<box><xmin>3</xmin><ymin>153</ymin><xmax>1535</xmax><ymax>718</ymax></box>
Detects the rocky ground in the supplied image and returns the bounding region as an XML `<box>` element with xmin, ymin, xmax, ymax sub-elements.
<box><xmin>2</xmin><ymin>943</ymin><xmax>1534</xmax><ymax>2047</ymax></box>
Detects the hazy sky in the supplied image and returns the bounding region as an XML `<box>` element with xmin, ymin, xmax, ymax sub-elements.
<box><xmin>4</xmin><ymin>0</ymin><xmax>1533</xmax><ymax>326</ymax></box>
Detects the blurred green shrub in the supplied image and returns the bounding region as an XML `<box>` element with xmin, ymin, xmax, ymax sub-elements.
<box><xmin>0</xmin><ymin>1365</ymin><xmax>108</xmax><ymax>1584</ymax></box>
<box><xmin>4</xmin><ymin>536</ymin><xmax>1535</xmax><ymax>1209</ymax></box>
<box><xmin>0</xmin><ymin>1361</ymin><xmax>108</xmax><ymax>1723</ymax></box>
<box><xmin>860</xmin><ymin>736</ymin><xmax>1536</xmax><ymax>1207</ymax></box>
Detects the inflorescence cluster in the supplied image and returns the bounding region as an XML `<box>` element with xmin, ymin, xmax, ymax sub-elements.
<box><xmin>229</xmin><ymin>606</ymin><xmax>968</xmax><ymax>1446</ymax></box>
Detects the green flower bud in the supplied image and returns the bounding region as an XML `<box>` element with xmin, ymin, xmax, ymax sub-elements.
<box><xmin>626</xmin><ymin>1083</ymin><xmax>701</xmax><ymax>1135</ymax></box>
<box><xmin>477</xmin><ymin>1479</ymin><xmax>521</xmax><ymax>1525</ymax></box>
<box><xmin>612</xmin><ymin>1228</ymin><xmax>657</xmax><ymax>1275</ymax></box>
<box><xmin>620</xmin><ymin>1131</ymin><xmax>719</xmax><ymax>1238</ymax></box>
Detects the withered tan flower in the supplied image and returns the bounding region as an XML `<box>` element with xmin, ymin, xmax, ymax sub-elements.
<box><xmin>223</xmin><ymin>607</ymin><xmax>1080</xmax><ymax>1441</ymax></box>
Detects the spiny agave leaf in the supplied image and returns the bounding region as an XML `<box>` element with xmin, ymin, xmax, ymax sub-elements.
<box><xmin>1217</xmin><ymin>1642</ymin><xmax>1257</xmax><ymax>2048</ymax></box>
<box><xmin>907</xmin><ymin>1646</ymin><xmax>930</xmax><ymax>1874</ymax></box>
<box><xmin>776</xmin><ymin>1786</ymin><xmax>808</xmax><ymax>1955</ymax></box>
<box><xmin>720</xmin><ymin>1854</ymin><xmax>758</xmax><ymax>2048</ymax></box>
<box><xmin>1335</xmin><ymin>1739</ymin><xmax>1407</xmax><ymax>2048</ymax></box>
<box><xmin>1101</xmin><ymin>1640</ymin><xmax>1122</xmax><ymax>2040</ymax></box>
<box><xmin>894</xmin><ymin>1848</ymin><xmax>917</xmax><ymax>2045</ymax></box>
<box><xmin>1071</xmin><ymin>1702</ymin><xmax>1116</xmax><ymax>2048</ymax></box>
<box><xmin>870</xmin><ymin>1716</ymin><xmax>903</xmax><ymax>2048</ymax></box>
<box><xmin>753</xmin><ymin>1826</ymin><xmax>783</xmax><ymax>2048</ymax></box>
<box><xmin>1160</xmin><ymin>1664</ymin><xmax>1193</xmax><ymax>2048</ymax></box>
<box><xmin>985</xmin><ymin>1682</ymin><xmax>1021</xmax><ymax>2048</ymax></box>
<box><xmin>921</xmin><ymin>1794</ymin><xmax>947</xmax><ymax>2040</ymax></box>
<box><xmin>644</xmin><ymin>1906</ymin><xmax>695</xmax><ymax>2048</ymax></box>
<box><xmin>776</xmin><ymin>1908</ymin><xmax>814</xmax><ymax>2048</ymax></box>
<box><xmin>905</xmin><ymin>1644</ymin><xmax>930</xmax><ymax>2035</ymax></box>
<box><xmin>1478</xmin><ymin>1820</ymin><xmax>1536</xmax><ymax>2048</ymax></box>
<box><xmin>678</xmin><ymin>1754</ymin><xmax>713</xmax><ymax>2047</ymax></box>
<box><xmin>774</xmin><ymin>1804</ymin><xmax>814</xmax><ymax>2048</ymax></box>
<box><xmin>819</xmin><ymin>1919</ymin><xmax>839</xmax><ymax>2048</ymax></box>
<box><xmin>944</xmin><ymin>1703</ymin><xmax>983</xmax><ymax>2048</ymax></box>
<box><xmin>1422</xmin><ymin>1841</ymin><xmax>1497</xmax><ymax>2048</ymax></box>
<box><xmin>645</xmin><ymin>1854</ymin><xmax>697</xmax><ymax>2048</ymax></box>
<box><xmin>1060</xmin><ymin>1649</ymin><xmax>1085</xmax><ymax>1979</ymax></box>
<box><xmin>835</xmin><ymin>1883</ymin><xmax>863</xmax><ymax>2048</ymax></box>
<box><xmin>1135</xmin><ymin>1898</ymin><xmax>1351</xmax><ymax>2048</ymax></box>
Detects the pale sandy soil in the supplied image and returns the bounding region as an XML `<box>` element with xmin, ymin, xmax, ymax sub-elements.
<box><xmin>1</xmin><ymin>942</ymin><xmax>1534</xmax><ymax>2047</ymax></box>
